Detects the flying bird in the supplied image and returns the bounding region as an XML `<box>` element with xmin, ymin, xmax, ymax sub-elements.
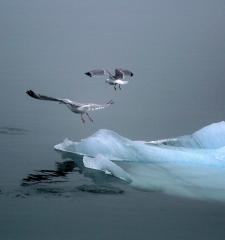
<box><xmin>26</xmin><ymin>90</ymin><xmax>113</xmax><ymax>123</ymax></box>
<box><xmin>85</xmin><ymin>68</ymin><xmax>134</xmax><ymax>90</ymax></box>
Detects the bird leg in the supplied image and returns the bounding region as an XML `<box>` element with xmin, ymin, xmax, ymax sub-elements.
<box><xmin>86</xmin><ymin>112</ymin><xmax>94</xmax><ymax>122</ymax></box>
<box><xmin>114</xmin><ymin>84</ymin><xmax>117</xmax><ymax>91</ymax></box>
<box><xmin>81</xmin><ymin>114</ymin><xmax>85</xmax><ymax>123</ymax></box>
<box><xmin>119</xmin><ymin>84</ymin><xmax>121</xmax><ymax>90</ymax></box>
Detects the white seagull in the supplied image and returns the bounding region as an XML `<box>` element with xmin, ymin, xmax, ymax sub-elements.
<box><xmin>26</xmin><ymin>90</ymin><xmax>114</xmax><ymax>123</ymax></box>
<box><xmin>85</xmin><ymin>68</ymin><xmax>134</xmax><ymax>90</ymax></box>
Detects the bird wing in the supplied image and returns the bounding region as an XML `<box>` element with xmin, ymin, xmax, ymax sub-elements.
<box><xmin>77</xmin><ymin>100</ymin><xmax>114</xmax><ymax>112</ymax></box>
<box><xmin>115</xmin><ymin>68</ymin><xmax>134</xmax><ymax>77</ymax></box>
<box><xmin>85</xmin><ymin>69</ymin><xmax>112</xmax><ymax>78</ymax></box>
<box><xmin>26</xmin><ymin>90</ymin><xmax>81</xmax><ymax>106</ymax></box>
<box><xmin>114</xmin><ymin>69</ymin><xmax>124</xmax><ymax>79</ymax></box>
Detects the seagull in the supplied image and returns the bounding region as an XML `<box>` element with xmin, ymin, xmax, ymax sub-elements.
<box><xmin>26</xmin><ymin>90</ymin><xmax>114</xmax><ymax>123</ymax></box>
<box><xmin>85</xmin><ymin>68</ymin><xmax>134</xmax><ymax>90</ymax></box>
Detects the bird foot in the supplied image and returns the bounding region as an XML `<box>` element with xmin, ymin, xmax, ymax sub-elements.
<box><xmin>81</xmin><ymin>115</ymin><xmax>85</xmax><ymax>123</ymax></box>
<box><xmin>86</xmin><ymin>113</ymin><xmax>94</xmax><ymax>123</ymax></box>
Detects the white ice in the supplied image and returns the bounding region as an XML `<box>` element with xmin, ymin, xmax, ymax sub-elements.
<box><xmin>54</xmin><ymin>121</ymin><xmax>225</xmax><ymax>201</ymax></box>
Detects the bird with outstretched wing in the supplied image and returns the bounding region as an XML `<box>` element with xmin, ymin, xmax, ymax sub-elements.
<box><xmin>26</xmin><ymin>90</ymin><xmax>113</xmax><ymax>123</ymax></box>
<box><xmin>85</xmin><ymin>68</ymin><xmax>134</xmax><ymax>90</ymax></box>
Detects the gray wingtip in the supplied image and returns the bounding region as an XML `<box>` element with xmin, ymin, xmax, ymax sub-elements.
<box><xmin>26</xmin><ymin>89</ymin><xmax>35</xmax><ymax>97</ymax></box>
<box><xmin>26</xmin><ymin>89</ymin><xmax>39</xmax><ymax>99</ymax></box>
<box><xmin>85</xmin><ymin>72</ymin><xmax>92</xmax><ymax>77</ymax></box>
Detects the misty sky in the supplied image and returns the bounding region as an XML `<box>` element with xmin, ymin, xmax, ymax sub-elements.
<box><xmin>1</xmin><ymin>2</ymin><xmax>225</xmax><ymax>239</ymax></box>
<box><xmin>0</xmin><ymin>0</ymin><xmax>225</xmax><ymax>140</ymax></box>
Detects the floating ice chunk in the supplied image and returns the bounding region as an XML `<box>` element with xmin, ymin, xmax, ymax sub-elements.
<box><xmin>83</xmin><ymin>155</ymin><xmax>131</xmax><ymax>182</ymax></box>
<box><xmin>54</xmin><ymin>122</ymin><xmax>225</xmax><ymax>201</ymax></box>
<box><xmin>54</xmin><ymin>125</ymin><xmax>225</xmax><ymax>166</ymax></box>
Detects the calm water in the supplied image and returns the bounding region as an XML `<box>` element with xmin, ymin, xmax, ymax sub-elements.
<box><xmin>1</xmin><ymin>0</ymin><xmax>225</xmax><ymax>239</ymax></box>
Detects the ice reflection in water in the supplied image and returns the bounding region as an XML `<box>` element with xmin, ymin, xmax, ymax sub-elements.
<box><xmin>20</xmin><ymin>152</ymin><xmax>126</xmax><ymax>197</ymax></box>
<box><xmin>22</xmin><ymin>161</ymin><xmax>77</xmax><ymax>186</ymax></box>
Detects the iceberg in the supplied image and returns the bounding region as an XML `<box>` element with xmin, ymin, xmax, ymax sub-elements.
<box><xmin>54</xmin><ymin>123</ymin><xmax>225</xmax><ymax>166</ymax></box>
<box><xmin>54</xmin><ymin>122</ymin><xmax>225</xmax><ymax>201</ymax></box>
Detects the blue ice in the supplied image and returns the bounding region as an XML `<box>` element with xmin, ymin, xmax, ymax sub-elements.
<box><xmin>55</xmin><ymin>122</ymin><xmax>225</xmax><ymax>201</ymax></box>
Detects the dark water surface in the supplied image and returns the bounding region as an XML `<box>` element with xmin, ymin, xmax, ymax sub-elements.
<box><xmin>1</xmin><ymin>0</ymin><xmax>225</xmax><ymax>239</ymax></box>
